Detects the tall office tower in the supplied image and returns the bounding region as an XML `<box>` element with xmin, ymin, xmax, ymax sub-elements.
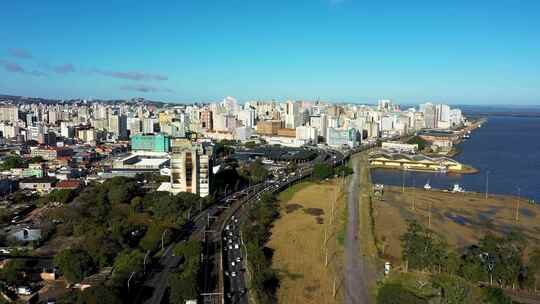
<box><xmin>128</xmin><ymin>117</ymin><xmax>142</xmax><ymax>135</ymax></box>
<box><xmin>142</xmin><ymin>118</ymin><xmax>157</xmax><ymax>134</ymax></box>
<box><xmin>200</xmin><ymin>109</ymin><xmax>213</xmax><ymax>131</ymax></box>
<box><xmin>420</xmin><ymin>103</ymin><xmax>436</xmax><ymax>129</ymax></box>
<box><xmin>378</xmin><ymin>99</ymin><xmax>392</xmax><ymax>111</ymax></box>
<box><xmin>48</xmin><ymin>110</ymin><xmax>59</xmax><ymax>125</ymax></box>
<box><xmin>108</xmin><ymin>114</ymin><xmax>128</xmax><ymax>139</ymax></box>
<box><xmin>309</xmin><ymin>114</ymin><xmax>328</xmax><ymax>140</ymax></box>
<box><xmin>170</xmin><ymin>140</ymin><xmax>213</xmax><ymax>197</ymax></box>
<box><xmin>60</xmin><ymin>122</ymin><xmax>75</xmax><ymax>139</ymax></box>
<box><xmin>95</xmin><ymin>104</ymin><xmax>108</xmax><ymax>120</ymax></box>
<box><xmin>435</xmin><ymin>104</ymin><xmax>451</xmax><ymax>129</ymax></box>
<box><xmin>26</xmin><ymin>113</ymin><xmax>34</xmax><ymax>127</ymax></box>
<box><xmin>237</xmin><ymin>108</ymin><xmax>255</xmax><ymax>128</ymax></box>
<box><xmin>285</xmin><ymin>100</ymin><xmax>301</xmax><ymax>128</ymax></box>
<box><xmin>0</xmin><ymin>105</ymin><xmax>19</xmax><ymax>122</ymax></box>
<box><xmin>449</xmin><ymin>109</ymin><xmax>463</xmax><ymax>127</ymax></box>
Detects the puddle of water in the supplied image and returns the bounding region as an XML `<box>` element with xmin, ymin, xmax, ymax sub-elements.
<box><xmin>445</xmin><ymin>213</ymin><xmax>471</xmax><ymax>226</ymax></box>
<box><xmin>478</xmin><ymin>206</ymin><xmax>499</xmax><ymax>222</ymax></box>
<box><xmin>519</xmin><ymin>208</ymin><xmax>536</xmax><ymax>218</ymax></box>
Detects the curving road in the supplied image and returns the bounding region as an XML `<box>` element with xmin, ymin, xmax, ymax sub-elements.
<box><xmin>344</xmin><ymin>154</ymin><xmax>371</xmax><ymax>304</ymax></box>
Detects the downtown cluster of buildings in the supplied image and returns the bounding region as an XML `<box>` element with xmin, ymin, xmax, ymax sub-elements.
<box><xmin>0</xmin><ymin>97</ymin><xmax>464</xmax><ymax>199</ymax></box>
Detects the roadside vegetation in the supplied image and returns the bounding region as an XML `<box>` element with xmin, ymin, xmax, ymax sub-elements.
<box><xmin>241</xmin><ymin>192</ymin><xmax>280</xmax><ymax>304</ymax></box>
<box><xmin>376</xmin><ymin>219</ymin><xmax>539</xmax><ymax>304</ymax></box>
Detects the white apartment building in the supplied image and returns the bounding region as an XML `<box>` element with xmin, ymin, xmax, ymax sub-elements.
<box><xmin>295</xmin><ymin>126</ymin><xmax>318</xmax><ymax>145</ymax></box>
<box><xmin>169</xmin><ymin>140</ymin><xmax>213</xmax><ymax>197</ymax></box>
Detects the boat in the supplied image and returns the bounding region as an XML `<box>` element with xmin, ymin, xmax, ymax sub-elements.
<box><xmin>463</xmin><ymin>134</ymin><xmax>470</xmax><ymax>139</ymax></box>
<box><xmin>437</xmin><ymin>166</ymin><xmax>448</xmax><ymax>173</ymax></box>
<box><xmin>451</xmin><ymin>184</ymin><xmax>465</xmax><ymax>193</ymax></box>
<box><xmin>424</xmin><ymin>180</ymin><xmax>432</xmax><ymax>190</ymax></box>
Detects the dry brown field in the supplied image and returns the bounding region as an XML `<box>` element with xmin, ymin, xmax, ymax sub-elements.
<box><xmin>268</xmin><ymin>179</ymin><xmax>347</xmax><ymax>304</ymax></box>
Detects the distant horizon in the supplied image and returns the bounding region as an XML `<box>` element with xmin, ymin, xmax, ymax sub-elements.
<box><xmin>2</xmin><ymin>91</ymin><xmax>540</xmax><ymax>108</ymax></box>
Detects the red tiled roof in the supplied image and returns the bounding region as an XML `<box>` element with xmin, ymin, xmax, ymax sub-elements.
<box><xmin>56</xmin><ymin>180</ymin><xmax>81</xmax><ymax>189</ymax></box>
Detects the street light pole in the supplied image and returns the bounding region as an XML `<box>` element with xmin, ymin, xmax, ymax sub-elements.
<box><xmin>143</xmin><ymin>250</ymin><xmax>150</xmax><ymax>272</ymax></box>
<box><xmin>161</xmin><ymin>230</ymin><xmax>168</xmax><ymax>250</ymax></box>
<box><xmin>127</xmin><ymin>271</ymin><xmax>135</xmax><ymax>291</ymax></box>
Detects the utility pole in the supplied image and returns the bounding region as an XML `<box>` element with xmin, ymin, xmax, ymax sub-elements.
<box><xmin>411</xmin><ymin>175</ymin><xmax>416</xmax><ymax>211</ymax></box>
<box><xmin>485</xmin><ymin>170</ymin><xmax>489</xmax><ymax>200</ymax></box>
<box><xmin>515</xmin><ymin>187</ymin><xmax>521</xmax><ymax>223</ymax></box>
<box><xmin>402</xmin><ymin>169</ymin><xmax>405</xmax><ymax>193</ymax></box>
<box><xmin>428</xmin><ymin>200</ymin><xmax>432</xmax><ymax>229</ymax></box>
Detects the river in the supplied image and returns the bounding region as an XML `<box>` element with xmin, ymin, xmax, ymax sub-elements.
<box><xmin>371</xmin><ymin>116</ymin><xmax>540</xmax><ymax>202</ymax></box>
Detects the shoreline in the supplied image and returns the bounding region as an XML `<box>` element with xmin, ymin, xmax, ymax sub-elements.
<box><xmin>369</xmin><ymin>163</ymin><xmax>479</xmax><ymax>175</ymax></box>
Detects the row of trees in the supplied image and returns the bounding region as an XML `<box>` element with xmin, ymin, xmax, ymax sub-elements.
<box><xmin>0</xmin><ymin>154</ymin><xmax>44</xmax><ymax>170</ymax></box>
<box><xmin>312</xmin><ymin>162</ymin><xmax>353</xmax><ymax>180</ymax></box>
<box><xmin>168</xmin><ymin>240</ymin><xmax>203</xmax><ymax>304</ymax></box>
<box><xmin>385</xmin><ymin>220</ymin><xmax>540</xmax><ymax>303</ymax></box>
<box><xmin>241</xmin><ymin>192</ymin><xmax>280</xmax><ymax>304</ymax></box>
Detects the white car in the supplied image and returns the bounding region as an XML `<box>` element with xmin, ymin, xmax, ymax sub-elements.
<box><xmin>234</xmin><ymin>244</ymin><xmax>239</xmax><ymax>249</ymax></box>
<box><xmin>228</xmin><ymin>245</ymin><xmax>233</xmax><ymax>250</ymax></box>
<box><xmin>231</xmin><ymin>261</ymin><xmax>236</xmax><ymax>267</ymax></box>
<box><xmin>231</xmin><ymin>272</ymin><xmax>237</xmax><ymax>277</ymax></box>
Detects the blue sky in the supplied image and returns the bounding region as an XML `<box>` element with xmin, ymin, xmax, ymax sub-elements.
<box><xmin>0</xmin><ymin>0</ymin><xmax>539</xmax><ymax>105</ymax></box>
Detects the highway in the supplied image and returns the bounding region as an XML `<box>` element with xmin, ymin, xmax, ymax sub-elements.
<box><xmin>134</xmin><ymin>184</ymin><xmax>265</xmax><ymax>304</ymax></box>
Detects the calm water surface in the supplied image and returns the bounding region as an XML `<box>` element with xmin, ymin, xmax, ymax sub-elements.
<box><xmin>371</xmin><ymin>116</ymin><xmax>540</xmax><ymax>202</ymax></box>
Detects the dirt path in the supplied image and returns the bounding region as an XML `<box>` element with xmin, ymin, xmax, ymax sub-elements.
<box><xmin>344</xmin><ymin>154</ymin><xmax>371</xmax><ymax>304</ymax></box>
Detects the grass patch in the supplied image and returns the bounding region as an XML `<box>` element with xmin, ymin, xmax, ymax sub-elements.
<box><xmin>269</xmin><ymin>180</ymin><xmax>345</xmax><ymax>304</ymax></box>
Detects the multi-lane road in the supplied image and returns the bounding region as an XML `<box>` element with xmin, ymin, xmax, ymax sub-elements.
<box><xmin>136</xmin><ymin>145</ymin><xmax>365</xmax><ymax>304</ymax></box>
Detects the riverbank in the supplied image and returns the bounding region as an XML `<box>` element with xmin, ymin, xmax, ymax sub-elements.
<box><xmin>372</xmin><ymin>185</ymin><xmax>540</xmax><ymax>265</ymax></box>
<box><xmin>369</xmin><ymin>163</ymin><xmax>478</xmax><ymax>175</ymax></box>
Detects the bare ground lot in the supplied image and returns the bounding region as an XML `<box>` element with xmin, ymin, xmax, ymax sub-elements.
<box><xmin>374</xmin><ymin>186</ymin><xmax>540</xmax><ymax>265</ymax></box>
<box><xmin>268</xmin><ymin>179</ymin><xmax>346</xmax><ymax>304</ymax></box>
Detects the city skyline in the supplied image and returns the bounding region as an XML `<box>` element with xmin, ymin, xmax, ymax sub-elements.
<box><xmin>1</xmin><ymin>1</ymin><xmax>539</xmax><ymax>105</ymax></box>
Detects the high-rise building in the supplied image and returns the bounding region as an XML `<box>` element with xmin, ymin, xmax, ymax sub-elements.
<box><xmin>295</xmin><ymin>126</ymin><xmax>318</xmax><ymax>145</ymax></box>
<box><xmin>169</xmin><ymin>140</ymin><xmax>213</xmax><ymax>197</ymax></box>
<box><xmin>285</xmin><ymin>101</ymin><xmax>301</xmax><ymax>128</ymax></box>
<box><xmin>109</xmin><ymin>114</ymin><xmax>128</xmax><ymax>139</ymax></box>
<box><xmin>420</xmin><ymin>103</ymin><xmax>436</xmax><ymax>129</ymax></box>
<box><xmin>0</xmin><ymin>105</ymin><xmax>19</xmax><ymax>122</ymax></box>
<box><xmin>131</xmin><ymin>134</ymin><xmax>170</xmax><ymax>153</ymax></box>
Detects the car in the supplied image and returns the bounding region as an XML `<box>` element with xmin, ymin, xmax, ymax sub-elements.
<box><xmin>0</xmin><ymin>249</ymin><xmax>12</xmax><ymax>254</ymax></box>
<box><xmin>231</xmin><ymin>271</ymin><xmax>237</xmax><ymax>277</ymax></box>
<box><xmin>234</xmin><ymin>244</ymin><xmax>239</xmax><ymax>249</ymax></box>
<box><xmin>236</xmin><ymin>257</ymin><xmax>242</xmax><ymax>262</ymax></box>
<box><xmin>228</xmin><ymin>245</ymin><xmax>233</xmax><ymax>250</ymax></box>
<box><xmin>231</xmin><ymin>261</ymin><xmax>236</xmax><ymax>267</ymax></box>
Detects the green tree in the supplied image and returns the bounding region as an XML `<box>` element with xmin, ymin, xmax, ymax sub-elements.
<box><xmin>400</xmin><ymin>220</ymin><xmax>448</xmax><ymax>272</ymax></box>
<box><xmin>313</xmin><ymin>163</ymin><xmax>334</xmax><ymax>180</ymax></box>
<box><xmin>54</xmin><ymin>249</ymin><xmax>96</xmax><ymax>284</ymax></box>
<box><xmin>112</xmin><ymin>250</ymin><xmax>145</xmax><ymax>284</ymax></box>
<box><xmin>407</xmin><ymin>136</ymin><xmax>428</xmax><ymax>151</ymax></box>
<box><xmin>139</xmin><ymin>224</ymin><xmax>172</xmax><ymax>252</ymax></box>
<box><xmin>0</xmin><ymin>259</ymin><xmax>28</xmax><ymax>285</ymax></box>
<box><xmin>245</xmin><ymin>159</ymin><xmax>269</xmax><ymax>183</ymax></box>
<box><xmin>0</xmin><ymin>155</ymin><xmax>26</xmax><ymax>170</ymax></box>
<box><xmin>76</xmin><ymin>284</ymin><xmax>122</xmax><ymax>304</ymax></box>
<box><xmin>376</xmin><ymin>283</ymin><xmax>428</xmax><ymax>304</ymax></box>
<box><xmin>432</xmin><ymin>273</ymin><xmax>473</xmax><ymax>304</ymax></box>
<box><xmin>482</xmin><ymin>287</ymin><xmax>512</xmax><ymax>304</ymax></box>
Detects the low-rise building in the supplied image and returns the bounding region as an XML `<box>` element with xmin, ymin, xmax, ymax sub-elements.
<box><xmin>19</xmin><ymin>177</ymin><xmax>56</xmax><ymax>192</ymax></box>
